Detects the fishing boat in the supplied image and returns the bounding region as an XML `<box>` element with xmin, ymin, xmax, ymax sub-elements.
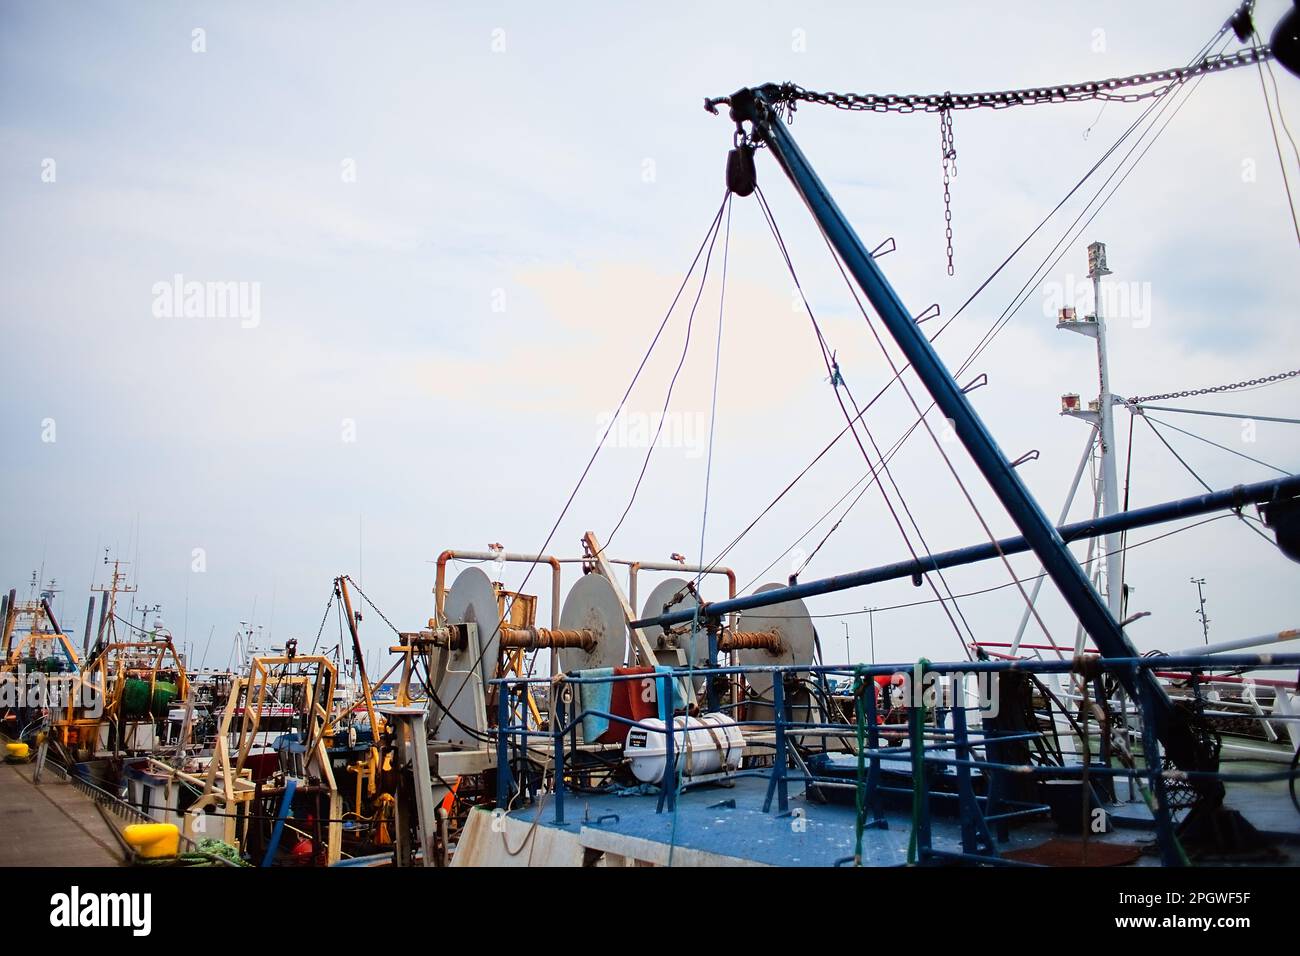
<box><xmin>4</xmin><ymin>0</ymin><xmax>1299</xmax><ymax>879</ymax></box>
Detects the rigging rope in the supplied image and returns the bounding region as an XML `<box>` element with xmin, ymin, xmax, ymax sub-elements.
<box><xmin>700</xmin><ymin>360</ymin><xmax>940</xmax><ymax>589</ymax></box>
<box><xmin>806</xmin><ymin>210</ymin><xmax>1062</xmax><ymax>653</ymax></box>
<box><xmin>754</xmin><ymin>185</ymin><xmax>979</xmax><ymax>655</ymax></box>
<box><xmin>672</xmin><ymin>192</ymin><xmax>734</xmax><ymax>868</ymax></box>
<box><xmin>1257</xmin><ymin>30</ymin><xmax>1300</xmax><ymax>177</ymax></box>
<box><xmin>1141</xmin><ymin>413</ymin><xmax>1291</xmax><ymax>476</ymax></box>
<box><xmin>690</xmin><ymin>19</ymin><xmax>1241</xmax><ymax>587</ymax></box>
<box><xmin>1140</xmin><ymin>414</ymin><xmax>1279</xmax><ymax>550</ymax></box>
<box><xmin>1119</xmin><ymin>412</ymin><xmax>1136</xmax><ymax>618</ymax></box>
<box><xmin>607</xmin><ymin>193</ymin><xmax>730</xmax><ymax>547</ymax></box>
<box><xmin>1251</xmin><ymin>30</ymin><xmax>1300</xmax><ymax>247</ymax></box>
<box><xmin>789</xmin><ymin>513</ymin><xmax>1232</xmax><ymax>621</ymax></box>
<box><xmin>745</xmin><ymin>421</ymin><xmax>923</xmax><ymax>593</ymax></box>
<box><xmin>954</xmin><ymin>30</ymin><xmax>1233</xmax><ymax>381</ymax></box>
<box><xmin>434</xmin><ymin>195</ymin><xmax>732</xmax><ymax>727</ymax></box>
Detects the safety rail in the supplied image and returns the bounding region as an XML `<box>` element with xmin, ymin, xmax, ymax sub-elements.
<box><xmin>40</xmin><ymin>758</ymin><xmax>201</xmax><ymax>854</ymax></box>
<box><xmin>490</xmin><ymin>652</ymin><xmax>1300</xmax><ymax>867</ymax></box>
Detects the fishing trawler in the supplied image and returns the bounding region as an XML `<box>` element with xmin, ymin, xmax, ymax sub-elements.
<box><xmin>369</xmin><ymin>0</ymin><xmax>1300</xmax><ymax>868</ymax></box>
<box><xmin>3</xmin><ymin>1</ymin><xmax>1299</xmax><ymax>876</ymax></box>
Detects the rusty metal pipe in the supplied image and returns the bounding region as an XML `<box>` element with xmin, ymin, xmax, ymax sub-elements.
<box><xmin>434</xmin><ymin>550</ymin><xmax>562</xmax><ymax>630</ymax></box>
<box><xmin>717</xmin><ymin>630</ymin><xmax>782</xmax><ymax>653</ymax></box>
<box><xmin>499</xmin><ymin>626</ymin><xmax>596</xmax><ymax>652</ymax></box>
<box><xmin>616</xmin><ymin>560</ymin><xmax>737</xmax><ymax>617</ymax></box>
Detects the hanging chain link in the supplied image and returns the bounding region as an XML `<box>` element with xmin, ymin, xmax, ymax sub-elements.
<box><xmin>342</xmin><ymin>575</ymin><xmax>404</xmax><ymax>637</ymax></box>
<box><xmin>1126</xmin><ymin>369</ymin><xmax>1300</xmax><ymax>405</ymax></box>
<box><xmin>764</xmin><ymin>47</ymin><xmax>1271</xmax><ymax>117</ymax></box>
<box><xmin>940</xmin><ymin>106</ymin><xmax>956</xmax><ymax>276</ymax></box>
<box><xmin>313</xmin><ymin>589</ymin><xmax>336</xmax><ymax>647</ymax></box>
<box><xmin>709</xmin><ymin>47</ymin><xmax>1272</xmax><ymax>279</ymax></box>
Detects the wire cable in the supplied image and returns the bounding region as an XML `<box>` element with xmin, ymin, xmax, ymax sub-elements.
<box><xmin>954</xmin><ymin>31</ymin><xmax>1234</xmax><ymax>381</ymax></box>
<box><xmin>683</xmin><ymin>21</ymin><xmax>1236</xmax><ymax>592</ymax></box>
<box><xmin>1141</xmin><ymin>412</ymin><xmax>1291</xmax><ymax>476</ymax></box>
<box><xmin>1140</xmin><ymin>414</ymin><xmax>1279</xmax><ymax>550</ymax></box>
<box><xmin>769</xmin><ymin>512</ymin><xmax>1233</xmax><ymax>620</ymax></box>
<box><xmin>431</xmin><ymin>195</ymin><xmax>731</xmax><ymax>723</ymax></box>
<box><xmin>754</xmin><ymin>185</ymin><xmax>979</xmax><ymax>655</ymax></box>
<box><xmin>1251</xmin><ymin>30</ymin><xmax>1300</xmax><ymax>247</ymax></box>
<box><xmin>607</xmin><ymin>192</ymin><xmax>731</xmax><ymax>547</ymax></box>
<box><xmin>671</xmin><ymin>194</ymin><xmax>734</xmax><ymax>867</ymax></box>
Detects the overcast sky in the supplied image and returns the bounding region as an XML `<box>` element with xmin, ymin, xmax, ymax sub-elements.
<box><xmin>2</xmin><ymin>0</ymin><xmax>1297</xmax><ymax>674</ymax></box>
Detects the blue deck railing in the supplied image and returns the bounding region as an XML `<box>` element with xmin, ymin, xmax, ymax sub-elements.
<box><xmin>490</xmin><ymin>652</ymin><xmax>1300</xmax><ymax>866</ymax></box>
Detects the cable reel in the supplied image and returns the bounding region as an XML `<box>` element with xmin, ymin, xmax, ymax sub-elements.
<box><xmin>639</xmin><ymin>577</ymin><xmax>704</xmax><ymax>667</ymax></box>
<box><xmin>556</xmin><ymin>573</ymin><xmax>626</xmax><ymax>673</ymax></box>
<box><xmin>426</xmin><ymin>568</ymin><xmax>628</xmax><ymax>742</ymax></box>
<box><xmin>731</xmin><ymin>583</ymin><xmax>821</xmax><ymax>737</ymax></box>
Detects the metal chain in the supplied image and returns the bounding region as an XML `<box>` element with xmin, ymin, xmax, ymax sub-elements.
<box><xmin>940</xmin><ymin>106</ymin><xmax>956</xmax><ymax>276</ymax></box>
<box><xmin>311</xmin><ymin>589</ymin><xmax>336</xmax><ymax>650</ymax></box>
<box><xmin>1126</xmin><ymin>369</ymin><xmax>1300</xmax><ymax>405</ymax></box>
<box><xmin>342</xmin><ymin>575</ymin><xmax>403</xmax><ymax>637</ymax></box>
<box><xmin>771</xmin><ymin>47</ymin><xmax>1271</xmax><ymax>116</ymax></box>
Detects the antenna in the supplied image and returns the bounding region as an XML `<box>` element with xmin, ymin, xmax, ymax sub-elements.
<box><xmin>135</xmin><ymin>603</ymin><xmax>162</xmax><ymax>635</ymax></box>
<box><xmin>1190</xmin><ymin>577</ymin><xmax>1211</xmax><ymax>645</ymax></box>
<box><xmin>91</xmin><ymin>553</ymin><xmax>137</xmax><ymax>648</ymax></box>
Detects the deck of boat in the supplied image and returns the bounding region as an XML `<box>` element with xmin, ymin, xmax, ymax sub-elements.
<box><xmin>476</xmin><ymin>768</ymin><xmax>1300</xmax><ymax>867</ymax></box>
<box><xmin>0</xmin><ymin>761</ymin><xmax>122</xmax><ymax>866</ymax></box>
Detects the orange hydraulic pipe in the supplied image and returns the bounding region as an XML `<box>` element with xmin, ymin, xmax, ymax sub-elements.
<box><xmin>620</xmin><ymin>560</ymin><xmax>737</xmax><ymax>619</ymax></box>
<box><xmin>434</xmin><ymin>550</ymin><xmax>562</xmax><ymax>630</ymax></box>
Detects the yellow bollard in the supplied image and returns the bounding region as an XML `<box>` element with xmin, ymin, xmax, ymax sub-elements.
<box><xmin>123</xmin><ymin>823</ymin><xmax>180</xmax><ymax>859</ymax></box>
<box><xmin>4</xmin><ymin>742</ymin><xmax>30</xmax><ymax>762</ymax></box>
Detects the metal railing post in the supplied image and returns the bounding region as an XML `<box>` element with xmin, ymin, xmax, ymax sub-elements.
<box><xmin>495</xmin><ymin>681</ymin><xmax>511</xmax><ymax>807</ymax></box>
<box><xmin>862</xmin><ymin>671</ymin><xmax>886</xmax><ymax>829</ymax></box>
<box><xmin>656</xmin><ymin>671</ymin><xmax>677</xmax><ymax>814</ymax></box>
<box><xmin>910</xmin><ymin>699</ymin><xmax>933</xmax><ymax>863</ymax></box>
<box><xmin>951</xmin><ymin>681</ymin><xmax>995</xmax><ymax>858</ymax></box>
<box><xmin>764</xmin><ymin>676</ymin><xmax>789</xmax><ymax>814</ymax></box>
<box><xmin>552</xmin><ymin>686</ymin><xmax>567</xmax><ymax>825</ymax></box>
<box><xmin>1135</xmin><ymin>667</ymin><xmax>1182</xmax><ymax>866</ymax></box>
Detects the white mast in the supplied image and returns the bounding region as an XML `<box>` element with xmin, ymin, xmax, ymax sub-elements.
<box><xmin>1089</xmin><ymin>241</ymin><xmax>1124</xmax><ymax>621</ymax></box>
<box><xmin>1057</xmin><ymin>241</ymin><xmax>1123</xmax><ymax>623</ymax></box>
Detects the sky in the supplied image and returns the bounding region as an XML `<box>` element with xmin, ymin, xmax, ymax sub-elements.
<box><xmin>1</xmin><ymin>0</ymin><xmax>1298</xmax><ymax>676</ymax></box>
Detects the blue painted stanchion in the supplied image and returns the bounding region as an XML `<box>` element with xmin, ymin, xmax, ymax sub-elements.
<box><xmin>552</xmin><ymin>685</ymin><xmax>567</xmax><ymax>825</ymax></box>
<box><xmin>706</xmin><ymin>619</ymin><xmax>720</xmax><ymax>714</ymax></box>
<box><xmin>1135</xmin><ymin>670</ymin><xmax>1183</xmax><ymax>866</ymax></box>
<box><xmin>862</xmin><ymin>672</ymin><xmax>886</xmax><ymax>830</ymax></box>
<box><xmin>762</xmin><ymin>678</ymin><xmax>790</xmax><ymax>814</ymax></box>
<box><xmin>495</xmin><ymin>684</ymin><xmax>511</xmax><ymax>807</ymax></box>
<box><xmin>656</xmin><ymin>671</ymin><xmax>677</xmax><ymax>814</ymax></box>
<box><xmin>262</xmin><ymin>777</ymin><xmax>298</xmax><ymax>867</ymax></box>
<box><xmin>951</xmin><ymin>690</ymin><xmax>996</xmax><ymax>858</ymax></box>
